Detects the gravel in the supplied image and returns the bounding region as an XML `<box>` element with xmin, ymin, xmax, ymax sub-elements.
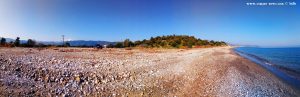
<box><xmin>0</xmin><ymin>47</ymin><xmax>299</xmax><ymax>96</ymax></box>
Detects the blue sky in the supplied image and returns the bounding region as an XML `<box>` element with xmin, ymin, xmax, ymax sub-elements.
<box><xmin>0</xmin><ymin>0</ymin><xmax>299</xmax><ymax>47</ymax></box>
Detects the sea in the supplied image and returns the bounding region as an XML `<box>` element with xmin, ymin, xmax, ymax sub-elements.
<box><xmin>234</xmin><ymin>47</ymin><xmax>300</xmax><ymax>89</ymax></box>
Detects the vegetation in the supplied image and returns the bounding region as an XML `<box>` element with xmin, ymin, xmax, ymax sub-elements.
<box><xmin>1</xmin><ymin>38</ymin><xmax>6</xmax><ymax>46</ymax></box>
<box><xmin>114</xmin><ymin>42</ymin><xmax>124</xmax><ymax>48</ymax></box>
<box><xmin>123</xmin><ymin>39</ymin><xmax>134</xmax><ymax>47</ymax></box>
<box><xmin>14</xmin><ymin>37</ymin><xmax>20</xmax><ymax>47</ymax></box>
<box><xmin>0</xmin><ymin>37</ymin><xmax>15</xmax><ymax>47</ymax></box>
<box><xmin>116</xmin><ymin>35</ymin><xmax>227</xmax><ymax>48</ymax></box>
<box><xmin>0</xmin><ymin>35</ymin><xmax>227</xmax><ymax>48</ymax></box>
<box><xmin>26</xmin><ymin>39</ymin><xmax>36</xmax><ymax>47</ymax></box>
<box><xmin>65</xmin><ymin>42</ymin><xmax>71</xmax><ymax>47</ymax></box>
<box><xmin>0</xmin><ymin>37</ymin><xmax>49</xmax><ymax>47</ymax></box>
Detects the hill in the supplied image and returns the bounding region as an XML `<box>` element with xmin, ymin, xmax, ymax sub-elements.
<box><xmin>117</xmin><ymin>35</ymin><xmax>227</xmax><ymax>48</ymax></box>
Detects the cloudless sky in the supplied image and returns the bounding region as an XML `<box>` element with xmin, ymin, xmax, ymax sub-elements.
<box><xmin>0</xmin><ymin>0</ymin><xmax>299</xmax><ymax>47</ymax></box>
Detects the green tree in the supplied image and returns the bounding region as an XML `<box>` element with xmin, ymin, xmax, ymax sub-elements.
<box><xmin>107</xmin><ymin>44</ymin><xmax>114</xmax><ymax>48</ymax></box>
<box><xmin>202</xmin><ymin>40</ymin><xmax>209</xmax><ymax>45</ymax></box>
<box><xmin>221</xmin><ymin>41</ymin><xmax>227</xmax><ymax>46</ymax></box>
<box><xmin>65</xmin><ymin>42</ymin><xmax>71</xmax><ymax>47</ymax></box>
<box><xmin>187</xmin><ymin>40</ymin><xmax>194</xmax><ymax>48</ymax></box>
<box><xmin>115</xmin><ymin>42</ymin><xmax>124</xmax><ymax>48</ymax></box>
<box><xmin>160</xmin><ymin>40</ymin><xmax>168</xmax><ymax>48</ymax></box>
<box><xmin>1</xmin><ymin>38</ymin><xmax>6</xmax><ymax>46</ymax></box>
<box><xmin>14</xmin><ymin>37</ymin><xmax>20</xmax><ymax>47</ymax></box>
<box><xmin>134</xmin><ymin>40</ymin><xmax>142</xmax><ymax>46</ymax></box>
<box><xmin>170</xmin><ymin>40</ymin><xmax>178</xmax><ymax>47</ymax></box>
<box><xmin>209</xmin><ymin>40</ymin><xmax>215</xmax><ymax>45</ymax></box>
<box><xmin>27</xmin><ymin>39</ymin><xmax>36</xmax><ymax>47</ymax></box>
<box><xmin>112</xmin><ymin>35</ymin><xmax>226</xmax><ymax>48</ymax></box>
<box><xmin>123</xmin><ymin>39</ymin><xmax>133</xmax><ymax>47</ymax></box>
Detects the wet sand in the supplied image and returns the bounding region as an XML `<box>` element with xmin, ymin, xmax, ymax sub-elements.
<box><xmin>0</xmin><ymin>46</ymin><xmax>299</xmax><ymax>96</ymax></box>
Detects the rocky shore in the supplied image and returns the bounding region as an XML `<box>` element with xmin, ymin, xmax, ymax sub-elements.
<box><xmin>0</xmin><ymin>47</ymin><xmax>299</xmax><ymax>96</ymax></box>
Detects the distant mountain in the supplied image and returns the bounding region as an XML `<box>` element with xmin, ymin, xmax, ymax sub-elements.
<box><xmin>0</xmin><ymin>37</ymin><xmax>115</xmax><ymax>46</ymax></box>
<box><xmin>227</xmin><ymin>43</ymin><xmax>259</xmax><ymax>47</ymax></box>
<box><xmin>39</xmin><ymin>41</ymin><xmax>61</xmax><ymax>45</ymax></box>
<box><xmin>39</xmin><ymin>40</ymin><xmax>115</xmax><ymax>46</ymax></box>
<box><xmin>67</xmin><ymin>40</ymin><xmax>116</xmax><ymax>46</ymax></box>
<box><xmin>0</xmin><ymin>37</ymin><xmax>13</xmax><ymax>42</ymax></box>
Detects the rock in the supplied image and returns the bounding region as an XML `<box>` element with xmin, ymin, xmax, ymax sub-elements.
<box><xmin>75</xmin><ymin>76</ymin><xmax>81</xmax><ymax>82</ymax></box>
<box><xmin>15</xmin><ymin>68</ymin><xmax>21</xmax><ymax>72</ymax></box>
<box><xmin>44</xmin><ymin>75</ymin><xmax>49</xmax><ymax>82</ymax></box>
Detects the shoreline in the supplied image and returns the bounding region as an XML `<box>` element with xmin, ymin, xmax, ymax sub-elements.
<box><xmin>0</xmin><ymin>47</ymin><xmax>299</xmax><ymax>96</ymax></box>
<box><xmin>233</xmin><ymin>47</ymin><xmax>300</xmax><ymax>90</ymax></box>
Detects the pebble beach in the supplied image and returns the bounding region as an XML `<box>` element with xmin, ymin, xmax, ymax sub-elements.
<box><xmin>0</xmin><ymin>47</ymin><xmax>299</xmax><ymax>96</ymax></box>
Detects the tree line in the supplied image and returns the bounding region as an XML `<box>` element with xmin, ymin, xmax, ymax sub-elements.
<box><xmin>0</xmin><ymin>37</ymin><xmax>66</xmax><ymax>47</ymax></box>
<box><xmin>0</xmin><ymin>37</ymin><xmax>24</xmax><ymax>47</ymax></box>
<box><xmin>114</xmin><ymin>35</ymin><xmax>227</xmax><ymax>48</ymax></box>
<box><xmin>0</xmin><ymin>35</ymin><xmax>227</xmax><ymax>48</ymax></box>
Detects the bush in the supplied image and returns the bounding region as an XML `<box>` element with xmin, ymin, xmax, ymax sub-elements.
<box><xmin>26</xmin><ymin>39</ymin><xmax>36</xmax><ymax>47</ymax></box>
<box><xmin>123</xmin><ymin>39</ymin><xmax>134</xmax><ymax>47</ymax></box>
<box><xmin>129</xmin><ymin>35</ymin><xmax>227</xmax><ymax>48</ymax></box>
<box><xmin>115</xmin><ymin>42</ymin><xmax>124</xmax><ymax>48</ymax></box>
<box><xmin>14</xmin><ymin>37</ymin><xmax>20</xmax><ymax>47</ymax></box>
<box><xmin>0</xmin><ymin>38</ymin><xmax>6</xmax><ymax>46</ymax></box>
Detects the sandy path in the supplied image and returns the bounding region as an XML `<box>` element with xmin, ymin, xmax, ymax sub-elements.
<box><xmin>0</xmin><ymin>47</ymin><xmax>299</xmax><ymax>96</ymax></box>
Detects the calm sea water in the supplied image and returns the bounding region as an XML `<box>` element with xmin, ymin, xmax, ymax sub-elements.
<box><xmin>234</xmin><ymin>47</ymin><xmax>300</xmax><ymax>89</ymax></box>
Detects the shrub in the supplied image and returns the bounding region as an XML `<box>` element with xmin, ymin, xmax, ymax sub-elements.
<box><xmin>0</xmin><ymin>38</ymin><xmax>6</xmax><ymax>46</ymax></box>
<box><xmin>26</xmin><ymin>39</ymin><xmax>36</xmax><ymax>47</ymax></box>
<box><xmin>14</xmin><ymin>37</ymin><xmax>20</xmax><ymax>47</ymax></box>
